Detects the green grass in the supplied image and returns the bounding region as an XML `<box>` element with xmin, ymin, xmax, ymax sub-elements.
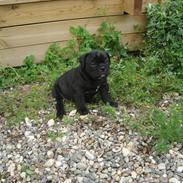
<box><xmin>47</xmin><ymin>130</ymin><xmax>65</xmax><ymax>141</ymax></box>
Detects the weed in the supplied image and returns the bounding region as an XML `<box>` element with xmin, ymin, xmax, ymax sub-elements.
<box><xmin>47</xmin><ymin>130</ymin><xmax>64</xmax><ymax>141</ymax></box>
<box><xmin>62</xmin><ymin>116</ymin><xmax>75</xmax><ymax>125</ymax></box>
<box><xmin>101</xmin><ymin>104</ymin><xmax>117</xmax><ymax>120</ymax></box>
<box><xmin>139</xmin><ymin>98</ymin><xmax>183</xmax><ymax>153</ymax></box>
<box><xmin>21</xmin><ymin>163</ymin><xmax>35</xmax><ymax>177</ymax></box>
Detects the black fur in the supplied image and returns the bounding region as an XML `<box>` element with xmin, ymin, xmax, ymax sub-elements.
<box><xmin>52</xmin><ymin>50</ymin><xmax>117</xmax><ymax>118</ymax></box>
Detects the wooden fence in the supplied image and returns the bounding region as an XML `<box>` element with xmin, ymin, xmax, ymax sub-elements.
<box><xmin>0</xmin><ymin>0</ymin><xmax>159</xmax><ymax>67</ymax></box>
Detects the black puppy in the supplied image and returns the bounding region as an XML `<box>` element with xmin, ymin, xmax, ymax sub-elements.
<box><xmin>52</xmin><ymin>50</ymin><xmax>117</xmax><ymax>118</ymax></box>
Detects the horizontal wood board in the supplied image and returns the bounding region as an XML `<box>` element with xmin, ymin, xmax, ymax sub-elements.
<box><xmin>0</xmin><ymin>0</ymin><xmax>159</xmax><ymax>67</ymax></box>
<box><xmin>0</xmin><ymin>0</ymin><xmax>57</xmax><ymax>5</ymax></box>
<box><xmin>0</xmin><ymin>33</ymin><xmax>144</xmax><ymax>67</ymax></box>
<box><xmin>0</xmin><ymin>15</ymin><xmax>147</xmax><ymax>49</ymax></box>
<box><xmin>0</xmin><ymin>0</ymin><xmax>123</xmax><ymax>27</ymax></box>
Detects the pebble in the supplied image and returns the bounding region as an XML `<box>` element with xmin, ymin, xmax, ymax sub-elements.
<box><xmin>85</xmin><ymin>150</ymin><xmax>95</xmax><ymax>160</ymax></box>
<box><xmin>64</xmin><ymin>179</ymin><xmax>72</xmax><ymax>183</ymax></box>
<box><xmin>7</xmin><ymin>162</ymin><xmax>16</xmax><ymax>175</ymax></box>
<box><xmin>169</xmin><ymin>177</ymin><xmax>180</xmax><ymax>183</ymax></box>
<box><xmin>120</xmin><ymin>176</ymin><xmax>133</xmax><ymax>183</ymax></box>
<box><xmin>131</xmin><ymin>171</ymin><xmax>137</xmax><ymax>179</ymax></box>
<box><xmin>47</xmin><ymin>150</ymin><xmax>54</xmax><ymax>158</ymax></box>
<box><xmin>176</xmin><ymin>166</ymin><xmax>183</xmax><ymax>173</ymax></box>
<box><xmin>44</xmin><ymin>159</ymin><xmax>55</xmax><ymax>167</ymax></box>
<box><xmin>20</xmin><ymin>172</ymin><xmax>26</xmax><ymax>179</ymax></box>
<box><xmin>69</xmin><ymin>110</ymin><xmax>77</xmax><ymax>117</ymax></box>
<box><xmin>16</xmin><ymin>143</ymin><xmax>21</xmax><ymax>149</ymax></box>
<box><xmin>47</xmin><ymin>119</ymin><xmax>55</xmax><ymax>127</ymax></box>
<box><xmin>55</xmin><ymin>161</ymin><xmax>62</xmax><ymax>168</ymax></box>
<box><xmin>0</xmin><ymin>103</ymin><xmax>183</xmax><ymax>182</ymax></box>
<box><xmin>122</xmin><ymin>147</ymin><xmax>130</xmax><ymax>157</ymax></box>
<box><xmin>158</xmin><ymin>163</ymin><xmax>166</xmax><ymax>170</ymax></box>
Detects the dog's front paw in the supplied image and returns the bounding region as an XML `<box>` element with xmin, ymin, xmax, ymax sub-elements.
<box><xmin>56</xmin><ymin>112</ymin><xmax>65</xmax><ymax>119</ymax></box>
<box><xmin>78</xmin><ymin>107</ymin><xmax>90</xmax><ymax>115</ymax></box>
<box><xmin>109</xmin><ymin>101</ymin><xmax>118</xmax><ymax>108</ymax></box>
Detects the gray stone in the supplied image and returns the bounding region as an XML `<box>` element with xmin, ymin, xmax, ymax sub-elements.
<box><xmin>169</xmin><ymin>177</ymin><xmax>180</xmax><ymax>183</ymax></box>
<box><xmin>177</xmin><ymin>166</ymin><xmax>183</xmax><ymax>173</ymax></box>
<box><xmin>44</xmin><ymin>159</ymin><xmax>55</xmax><ymax>167</ymax></box>
<box><xmin>85</xmin><ymin>151</ymin><xmax>95</xmax><ymax>160</ymax></box>
<box><xmin>158</xmin><ymin>163</ymin><xmax>166</xmax><ymax>170</ymax></box>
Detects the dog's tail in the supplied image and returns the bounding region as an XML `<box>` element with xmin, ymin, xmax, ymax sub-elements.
<box><xmin>52</xmin><ymin>80</ymin><xmax>65</xmax><ymax>117</ymax></box>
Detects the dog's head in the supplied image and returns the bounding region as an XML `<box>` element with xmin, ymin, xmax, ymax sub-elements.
<box><xmin>79</xmin><ymin>50</ymin><xmax>110</xmax><ymax>80</ymax></box>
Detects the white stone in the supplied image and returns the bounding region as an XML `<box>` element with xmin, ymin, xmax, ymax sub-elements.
<box><xmin>24</xmin><ymin>131</ymin><xmax>31</xmax><ymax>137</ymax></box>
<box><xmin>149</xmin><ymin>156</ymin><xmax>156</xmax><ymax>164</ymax></box>
<box><xmin>80</xmin><ymin>115</ymin><xmax>88</xmax><ymax>120</ymax></box>
<box><xmin>44</xmin><ymin>159</ymin><xmax>55</xmax><ymax>167</ymax></box>
<box><xmin>85</xmin><ymin>150</ymin><xmax>95</xmax><ymax>160</ymax></box>
<box><xmin>55</xmin><ymin>161</ymin><xmax>62</xmax><ymax>168</ymax></box>
<box><xmin>47</xmin><ymin>150</ymin><xmax>54</xmax><ymax>158</ymax></box>
<box><xmin>92</xmin><ymin>110</ymin><xmax>98</xmax><ymax>113</ymax></box>
<box><xmin>131</xmin><ymin>171</ymin><xmax>137</xmax><ymax>179</ymax></box>
<box><xmin>69</xmin><ymin>110</ymin><xmax>77</xmax><ymax>117</ymax></box>
<box><xmin>27</xmin><ymin>135</ymin><xmax>34</xmax><ymax>141</ymax></box>
<box><xmin>16</xmin><ymin>143</ymin><xmax>21</xmax><ymax>149</ymax></box>
<box><xmin>169</xmin><ymin>177</ymin><xmax>180</xmax><ymax>183</ymax></box>
<box><xmin>47</xmin><ymin>175</ymin><xmax>52</xmax><ymax>180</ymax></box>
<box><xmin>127</xmin><ymin>142</ymin><xmax>135</xmax><ymax>151</ymax></box>
<box><xmin>7</xmin><ymin>162</ymin><xmax>16</xmax><ymax>176</ymax></box>
<box><xmin>122</xmin><ymin>147</ymin><xmax>130</xmax><ymax>157</ymax></box>
<box><xmin>25</xmin><ymin>117</ymin><xmax>32</xmax><ymax>127</ymax></box>
<box><xmin>47</xmin><ymin>119</ymin><xmax>55</xmax><ymax>127</ymax></box>
<box><xmin>57</xmin><ymin>155</ymin><xmax>65</xmax><ymax>162</ymax></box>
<box><xmin>112</xmin><ymin>147</ymin><xmax>122</xmax><ymax>153</ymax></box>
<box><xmin>158</xmin><ymin>163</ymin><xmax>166</xmax><ymax>170</ymax></box>
<box><xmin>77</xmin><ymin>177</ymin><xmax>84</xmax><ymax>182</ymax></box>
<box><xmin>64</xmin><ymin>179</ymin><xmax>72</xmax><ymax>183</ymax></box>
<box><xmin>177</xmin><ymin>166</ymin><xmax>183</xmax><ymax>173</ymax></box>
<box><xmin>20</xmin><ymin>172</ymin><xmax>26</xmax><ymax>179</ymax></box>
<box><xmin>120</xmin><ymin>176</ymin><xmax>133</xmax><ymax>183</ymax></box>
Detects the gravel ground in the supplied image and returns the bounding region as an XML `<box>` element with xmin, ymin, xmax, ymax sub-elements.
<box><xmin>0</xmin><ymin>93</ymin><xmax>182</xmax><ymax>183</ymax></box>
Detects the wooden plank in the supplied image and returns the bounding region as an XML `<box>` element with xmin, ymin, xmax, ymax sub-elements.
<box><xmin>122</xmin><ymin>33</ymin><xmax>144</xmax><ymax>50</ymax></box>
<box><xmin>0</xmin><ymin>15</ymin><xmax>147</xmax><ymax>49</ymax></box>
<box><xmin>0</xmin><ymin>41</ymin><xmax>67</xmax><ymax>67</ymax></box>
<box><xmin>0</xmin><ymin>0</ymin><xmax>124</xmax><ymax>27</ymax></box>
<box><xmin>0</xmin><ymin>0</ymin><xmax>55</xmax><ymax>5</ymax></box>
<box><xmin>123</xmin><ymin>0</ymin><xmax>143</xmax><ymax>15</ymax></box>
<box><xmin>142</xmin><ymin>0</ymin><xmax>159</xmax><ymax>12</ymax></box>
<box><xmin>0</xmin><ymin>33</ymin><xmax>144</xmax><ymax>67</ymax></box>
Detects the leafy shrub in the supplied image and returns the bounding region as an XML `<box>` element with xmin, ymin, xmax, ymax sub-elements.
<box><xmin>109</xmin><ymin>56</ymin><xmax>183</xmax><ymax>106</ymax></box>
<box><xmin>70</xmin><ymin>22</ymin><xmax>127</xmax><ymax>58</ymax></box>
<box><xmin>145</xmin><ymin>0</ymin><xmax>183</xmax><ymax>76</ymax></box>
<box><xmin>97</xmin><ymin>22</ymin><xmax>127</xmax><ymax>58</ymax></box>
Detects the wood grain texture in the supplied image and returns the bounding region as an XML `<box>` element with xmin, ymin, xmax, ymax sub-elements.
<box><xmin>0</xmin><ymin>0</ymin><xmax>123</xmax><ymax>27</ymax></box>
<box><xmin>123</xmin><ymin>0</ymin><xmax>143</xmax><ymax>15</ymax></box>
<box><xmin>0</xmin><ymin>41</ymin><xmax>67</xmax><ymax>67</ymax></box>
<box><xmin>0</xmin><ymin>0</ymin><xmax>55</xmax><ymax>5</ymax></box>
<box><xmin>0</xmin><ymin>15</ymin><xmax>147</xmax><ymax>49</ymax></box>
<box><xmin>0</xmin><ymin>33</ymin><xmax>144</xmax><ymax>67</ymax></box>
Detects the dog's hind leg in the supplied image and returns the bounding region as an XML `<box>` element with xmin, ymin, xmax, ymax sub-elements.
<box><xmin>52</xmin><ymin>84</ymin><xmax>65</xmax><ymax>118</ymax></box>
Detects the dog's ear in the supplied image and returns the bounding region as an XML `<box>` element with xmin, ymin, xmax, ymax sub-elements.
<box><xmin>79</xmin><ymin>53</ymin><xmax>88</xmax><ymax>70</ymax></box>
